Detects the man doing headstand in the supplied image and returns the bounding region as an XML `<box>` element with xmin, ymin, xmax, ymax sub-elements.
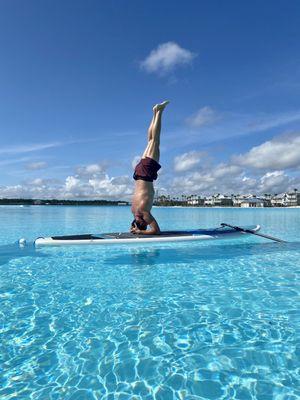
<box><xmin>131</xmin><ymin>101</ymin><xmax>169</xmax><ymax>235</ymax></box>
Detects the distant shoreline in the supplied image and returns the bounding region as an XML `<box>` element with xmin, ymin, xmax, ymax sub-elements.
<box><xmin>153</xmin><ymin>205</ymin><xmax>300</xmax><ymax>209</ymax></box>
<box><xmin>0</xmin><ymin>199</ymin><xmax>129</xmax><ymax>206</ymax></box>
<box><xmin>0</xmin><ymin>202</ymin><xmax>299</xmax><ymax>209</ymax></box>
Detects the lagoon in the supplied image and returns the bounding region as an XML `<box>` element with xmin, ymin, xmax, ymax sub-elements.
<box><xmin>0</xmin><ymin>206</ymin><xmax>299</xmax><ymax>399</ymax></box>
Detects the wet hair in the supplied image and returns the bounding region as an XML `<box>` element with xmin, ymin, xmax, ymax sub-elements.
<box><xmin>131</xmin><ymin>219</ymin><xmax>147</xmax><ymax>231</ymax></box>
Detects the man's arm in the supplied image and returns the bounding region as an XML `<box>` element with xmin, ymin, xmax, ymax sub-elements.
<box><xmin>139</xmin><ymin>218</ymin><xmax>160</xmax><ymax>235</ymax></box>
<box><xmin>131</xmin><ymin>213</ymin><xmax>161</xmax><ymax>235</ymax></box>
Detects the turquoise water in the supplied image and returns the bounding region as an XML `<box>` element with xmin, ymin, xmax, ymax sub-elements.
<box><xmin>0</xmin><ymin>206</ymin><xmax>299</xmax><ymax>400</ymax></box>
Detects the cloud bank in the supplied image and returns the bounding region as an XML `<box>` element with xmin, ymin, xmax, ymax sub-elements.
<box><xmin>1</xmin><ymin>133</ymin><xmax>299</xmax><ymax>199</ymax></box>
<box><xmin>233</xmin><ymin>133</ymin><xmax>300</xmax><ymax>170</ymax></box>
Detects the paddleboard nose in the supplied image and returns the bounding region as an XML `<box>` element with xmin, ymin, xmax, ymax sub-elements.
<box><xmin>18</xmin><ymin>238</ymin><xmax>27</xmax><ymax>247</ymax></box>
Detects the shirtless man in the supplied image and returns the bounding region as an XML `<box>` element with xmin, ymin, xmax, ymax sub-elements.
<box><xmin>131</xmin><ymin>101</ymin><xmax>169</xmax><ymax>235</ymax></box>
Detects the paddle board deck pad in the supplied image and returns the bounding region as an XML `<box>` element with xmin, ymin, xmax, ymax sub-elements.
<box><xmin>34</xmin><ymin>225</ymin><xmax>260</xmax><ymax>246</ymax></box>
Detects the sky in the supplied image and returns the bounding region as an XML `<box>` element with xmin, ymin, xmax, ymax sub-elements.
<box><xmin>0</xmin><ymin>0</ymin><xmax>300</xmax><ymax>200</ymax></box>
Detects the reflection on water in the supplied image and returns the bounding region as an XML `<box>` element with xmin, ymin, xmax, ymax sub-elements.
<box><xmin>103</xmin><ymin>241</ymin><xmax>300</xmax><ymax>266</ymax></box>
<box><xmin>0</xmin><ymin>243</ymin><xmax>46</xmax><ymax>267</ymax></box>
<box><xmin>1</xmin><ymin>240</ymin><xmax>299</xmax><ymax>269</ymax></box>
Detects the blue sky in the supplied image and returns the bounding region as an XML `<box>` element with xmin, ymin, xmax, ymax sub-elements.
<box><xmin>0</xmin><ymin>0</ymin><xmax>300</xmax><ymax>199</ymax></box>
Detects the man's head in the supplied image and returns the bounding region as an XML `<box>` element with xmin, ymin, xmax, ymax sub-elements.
<box><xmin>131</xmin><ymin>216</ymin><xmax>147</xmax><ymax>231</ymax></box>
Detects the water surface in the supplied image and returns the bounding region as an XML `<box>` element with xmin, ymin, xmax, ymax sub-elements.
<box><xmin>0</xmin><ymin>206</ymin><xmax>299</xmax><ymax>399</ymax></box>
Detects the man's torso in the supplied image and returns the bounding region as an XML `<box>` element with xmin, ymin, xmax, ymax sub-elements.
<box><xmin>131</xmin><ymin>180</ymin><xmax>154</xmax><ymax>214</ymax></box>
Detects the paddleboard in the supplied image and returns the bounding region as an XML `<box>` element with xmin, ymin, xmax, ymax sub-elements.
<box><xmin>34</xmin><ymin>224</ymin><xmax>260</xmax><ymax>246</ymax></box>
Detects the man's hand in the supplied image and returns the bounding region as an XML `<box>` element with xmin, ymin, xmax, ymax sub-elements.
<box><xmin>130</xmin><ymin>213</ymin><xmax>161</xmax><ymax>235</ymax></box>
<box><xmin>130</xmin><ymin>226</ymin><xmax>141</xmax><ymax>234</ymax></box>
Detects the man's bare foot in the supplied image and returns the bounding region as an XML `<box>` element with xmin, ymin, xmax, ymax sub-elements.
<box><xmin>153</xmin><ymin>100</ymin><xmax>170</xmax><ymax>113</ymax></box>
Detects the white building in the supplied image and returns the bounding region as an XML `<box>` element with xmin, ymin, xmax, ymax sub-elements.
<box><xmin>187</xmin><ymin>196</ymin><xmax>204</xmax><ymax>206</ymax></box>
<box><xmin>204</xmin><ymin>196</ymin><xmax>214</xmax><ymax>206</ymax></box>
<box><xmin>285</xmin><ymin>191</ymin><xmax>300</xmax><ymax>206</ymax></box>
<box><xmin>241</xmin><ymin>198</ymin><xmax>264</xmax><ymax>207</ymax></box>
<box><xmin>232</xmin><ymin>194</ymin><xmax>250</xmax><ymax>207</ymax></box>
<box><xmin>271</xmin><ymin>194</ymin><xmax>286</xmax><ymax>207</ymax></box>
<box><xmin>204</xmin><ymin>194</ymin><xmax>233</xmax><ymax>207</ymax></box>
<box><xmin>214</xmin><ymin>194</ymin><xmax>233</xmax><ymax>206</ymax></box>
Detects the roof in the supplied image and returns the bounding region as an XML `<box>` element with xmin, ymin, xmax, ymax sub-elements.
<box><xmin>241</xmin><ymin>198</ymin><xmax>264</xmax><ymax>204</ymax></box>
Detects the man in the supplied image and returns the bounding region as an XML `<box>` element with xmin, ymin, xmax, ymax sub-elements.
<box><xmin>131</xmin><ymin>101</ymin><xmax>169</xmax><ymax>235</ymax></box>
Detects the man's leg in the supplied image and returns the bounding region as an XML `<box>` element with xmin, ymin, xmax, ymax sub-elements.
<box><xmin>142</xmin><ymin>101</ymin><xmax>169</xmax><ymax>162</ymax></box>
<box><xmin>147</xmin><ymin>108</ymin><xmax>157</xmax><ymax>142</ymax></box>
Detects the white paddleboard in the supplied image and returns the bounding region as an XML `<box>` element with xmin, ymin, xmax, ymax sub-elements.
<box><xmin>34</xmin><ymin>225</ymin><xmax>260</xmax><ymax>246</ymax></box>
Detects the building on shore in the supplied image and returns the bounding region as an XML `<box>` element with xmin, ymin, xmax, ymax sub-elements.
<box><xmin>151</xmin><ymin>189</ymin><xmax>300</xmax><ymax>208</ymax></box>
<box><xmin>213</xmin><ymin>194</ymin><xmax>233</xmax><ymax>207</ymax></box>
<box><xmin>240</xmin><ymin>198</ymin><xmax>264</xmax><ymax>208</ymax></box>
<box><xmin>271</xmin><ymin>191</ymin><xmax>300</xmax><ymax>207</ymax></box>
<box><xmin>204</xmin><ymin>196</ymin><xmax>214</xmax><ymax>206</ymax></box>
<box><xmin>186</xmin><ymin>195</ymin><xmax>205</xmax><ymax>206</ymax></box>
<box><xmin>285</xmin><ymin>191</ymin><xmax>300</xmax><ymax>206</ymax></box>
<box><xmin>203</xmin><ymin>194</ymin><xmax>233</xmax><ymax>207</ymax></box>
<box><xmin>271</xmin><ymin>194</ymin><xmax>286</xmax><ymax>207</ymax></box>
<box><xmin>232</xmin><ymin>195</ymin><xmax>247</xmax><ymax>207</ymax></box>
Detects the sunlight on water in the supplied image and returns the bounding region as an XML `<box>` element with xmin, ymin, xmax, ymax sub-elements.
<box><xmin>0</xmin><ymin>206</ymin><xmax>299</xmax><ymax>399</ymax></box>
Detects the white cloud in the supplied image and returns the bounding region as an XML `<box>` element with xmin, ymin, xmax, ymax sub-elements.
<box><xmin>132</xmin><ymin>156</ymin><xmax>141</xmax><ymax>169</ymax></box>
<box><xmin>0</xmin><ymin>142</ymin><xmax>62</xmax><ymax>155</ymax></box>
<box><xmin>242</xmin><ymin>176</ymin><xmax>257</xmax><ymax>188</ymax></box>
<box><xmin>186</xmin><ymin>107</ymin><xmax>218</xmax><ymax>128</ymax></box>
<box><xmin>245</xmin><ymin>111</ymin><xmax>300</xmax><ymax>132</ymax></box>
<box><xmin>171</xmin><ymin>163</ymin><xmax>244</xmax><ymax>194</ymax></box>
<box><xmin>140</xmin><ymin>42</ymin><xmax>196</xmax><ymax>74</ymax></box>
<box><xmin>111</xmin><ymin>176</ymin><xmax>131</xmax><ymax>185</ymax></box>
<box><xmin>212</xmin><ymin>164</ymin><xmax>242</xmax><ymax>179</ymax></box>
<box><xmin>30</xmin><ymin>178</ymin><xmax>44</xmax><ymax>186</ymax></box>
<box><xmin>258</xmin><ymin>171</ymin><xmax>291</xmax><ymax>193</ymax></box>
<box><xmin>76</xmin><ymin>163</ymin><xmax>106</xmax><ymax>177</ymax></box>
<box><xmin>169</xmin><ymin>151</ymin><xmax>299</xmax><ymax>195</ymax></box>
<box><xmin>174</xmin><ymin>151</ymin><xmax>206</xmax><ymax>172</ymax></box>
<box><xmin>88</xmin><ymin>175</ymin><xmax>132</xmax><ymax>198</ymax></box>
<box><xmin>65</xmin><ymin>176</ymin><xmax>80</xmax><ymax>192</ymax></box>
<box><xmin>0</xmin><ymin>160</ymin><xmax>134</xmax><ymax>200</ymax></box>
<box><xmin>1</xmin><ymin>138</ymin><xmax>299</xmax><ymax>200</ymax></box>
<box><xmin>0</xmin><ymin>178</ymin><xmax>62</xmax><ymax>199</ymax></box>
<box><xmin>0</xmin><ymin>138</ymin><xmax>97</xmax><ymax>156</ymax></box>
<box><xmin>0</xmin><ymin>157</ymin><xmax>32</xmax><ymax>167</ymax></box>
<box><xmin>0</xmin><ymin>162</ymin><xmax>297</xmax><ymax>198</ymax></box>
<box><xmin>25</xmin><ymin>161</ymin><xmax>47</xmax><ymax>170</ymax></box>
<box><xmin>62</xmin><ymin>173</ymin><xmax>132</xmax><ymax>199</ymax></box>
<box><xmin>175</xmin><ymin>110</ymin><xmax>300</xmax><ymax>148</ymax></box>
<box><xmin>234</xmin><ymin>133</ymin><xmax>300</xmax><ymax>170</ymax></box>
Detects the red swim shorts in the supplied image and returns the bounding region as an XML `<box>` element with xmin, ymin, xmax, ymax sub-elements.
<box><xmin>133</xmin><ymin>157</ymin><xmax>161</xmax><ymax>182</ymax></box>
